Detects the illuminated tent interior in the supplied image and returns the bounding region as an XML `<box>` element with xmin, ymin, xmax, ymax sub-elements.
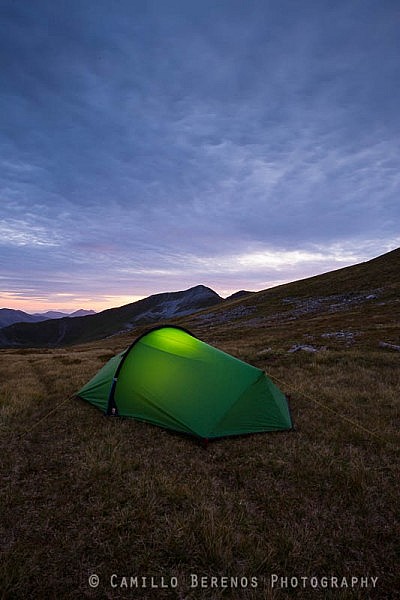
<box><xmin>77</xmin><ymin>326</ymin><xmax>293</xmax><ymax>440</ymax></box>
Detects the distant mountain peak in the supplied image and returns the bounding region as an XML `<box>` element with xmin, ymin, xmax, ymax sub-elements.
<box><xmin>189</xmin><ymin>284</ymin><xmax>215</xmax><ymax>291</ymax></box>
<box><xmin>0</xmin><ymin>308</ymin><xmax>47</xmax><ymax>328</ymax></box>
<box><xmin>68</xmin><ymin>309</ymin><xmax>96</xmax><ymax>317</ymax></box>
<box><xmin>179</xmin><ymin>285</ymin><xmax>221</xmax><ymax>300</ymax></box>
<box><xmin>34</xmin><ymin>310</ymin><xmax>68</xmax><ymax>319</ymax></box>
<box><xmin>225</xmin><ymin>290</ymin><xmax>255</xmax><ymax>301</ymax></box>
<box><xmin>0</xmin><ymin>307</ymin><xmax>96</xmax><ymax>329</ymax></box>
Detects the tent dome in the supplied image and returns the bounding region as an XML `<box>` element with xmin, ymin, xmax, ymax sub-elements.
<box><xmin>78</xmin><ymin>326</ymin><xmax>292</xmax><ymax>439</ymax></box>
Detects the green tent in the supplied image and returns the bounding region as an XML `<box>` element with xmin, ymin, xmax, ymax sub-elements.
<box><xmin>78</xmin><ymin>326</ymin><xmax>293</xmax><ymax>439</ymax></box>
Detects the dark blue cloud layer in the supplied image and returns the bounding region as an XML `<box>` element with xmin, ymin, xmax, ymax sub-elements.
<box><xmin>1</xmin><ymin>0</ymin><xmax>399</xmax><ymax>307</ymax></box>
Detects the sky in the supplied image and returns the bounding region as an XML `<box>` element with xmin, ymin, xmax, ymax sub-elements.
<box><xmin>1</xmin><ymin>0</ymin><xmax>399</xmax><ymax>312</ymax></box>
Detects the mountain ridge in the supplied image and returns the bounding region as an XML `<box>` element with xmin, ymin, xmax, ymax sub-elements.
<box><xmin>0</xmin><ymin>308</ymin><xmax>96</xmax><ymax>328</ymax></box>
<box><xmin>0</xmin><ymin>248</ymin><xmax>398</xmax><ymax>349</ymax></box>
<box><xmin>0</xmin><ymin>285</ymin><xmax>222</xmax><ymax>347</ymax></box>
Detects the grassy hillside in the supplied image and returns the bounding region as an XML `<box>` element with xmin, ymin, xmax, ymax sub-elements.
<box><xmin>180</xmin><ymin>247</ymin><xmax>400</xmax><ymax>357</ymax></box>
<box><xmin>1</xmin><ymin>249</ymin><xmax>399</xmax><ymax>598</ymax></box>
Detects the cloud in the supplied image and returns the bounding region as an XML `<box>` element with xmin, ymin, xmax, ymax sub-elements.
<box><xmin>0</xmin><ymin>219</ymin><xmax>60</xmax><ymax>247</ymax></box>
<box><xmin>0</xmin><ymin>1</ymin><xmax>399</xmax><ymax>309</ymax></box>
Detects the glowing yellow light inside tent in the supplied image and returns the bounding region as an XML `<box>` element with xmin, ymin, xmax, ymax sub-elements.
<box><xmin>140</xmin><ymin>327</ymin><xmax>203</xmax><ymax>359</ymax></box>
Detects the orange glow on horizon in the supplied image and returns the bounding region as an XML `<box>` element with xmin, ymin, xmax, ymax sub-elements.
<box><xmin>0</xmin><ymin>294</ymin><xmax>146</xmax><ymax>314</ymax></box>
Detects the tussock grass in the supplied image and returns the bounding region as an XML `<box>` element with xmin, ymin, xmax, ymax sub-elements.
<box><xmin>0</xmin><ymin>325</ymin><xmax>399</xmax><ymax>599</ymax></box>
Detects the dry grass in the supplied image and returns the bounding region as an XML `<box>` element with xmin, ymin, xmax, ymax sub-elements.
<box><xmin>0</xmin><ymin>324</ymin><xmax>399</xmax><ymax>599</ymax></box>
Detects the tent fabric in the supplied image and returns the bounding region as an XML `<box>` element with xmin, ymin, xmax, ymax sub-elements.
<box><xmin>77</xmin><ymin>326</ymin><xmax>293</xmax><ymax>439</ymax></box>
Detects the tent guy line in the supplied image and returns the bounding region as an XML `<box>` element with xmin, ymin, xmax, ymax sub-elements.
<box><xmin>268</xmin><ymin>373</ymin><xmax>388</xmax><ymax>444</ymax></box>
<box><xmin>17</xmin><ymin>393</ymin><xmax>75</xmax><ymax>441</ymax></box>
